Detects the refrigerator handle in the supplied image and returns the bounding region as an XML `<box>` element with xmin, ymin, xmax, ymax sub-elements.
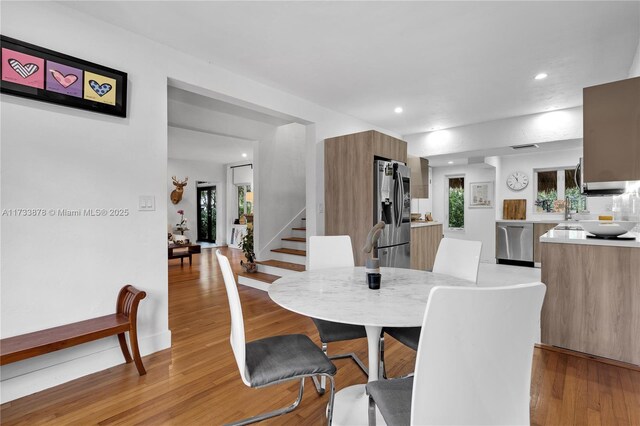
<box><xmin>393</xmin><ymin>170</ymin><xmax>400</xmax><ymax>226</ymax></box>
<box><xmin>397</xmin><ymin>171</ymin><xmax>404</xmax><ymax>228</ymax></box>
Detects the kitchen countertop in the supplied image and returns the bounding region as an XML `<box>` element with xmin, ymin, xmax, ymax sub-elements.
<box><xmin>411</xmin><ymin>221</ymin><xmax>441</xmax><ymax>228</ymax></box>
<box><xmin>540</xmin><ymin>229</ymin><xmax>640</xmax><ymax>248</ymax></box>
<box><xmin>496</xmin><ymin>219</ymin><xmax>569</xmax><ymax>224</ymax></box>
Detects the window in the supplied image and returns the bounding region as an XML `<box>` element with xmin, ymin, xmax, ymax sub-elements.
<box><xmin>534</xmin><ymin>168</ymin><xmax>586</xmax><ymax>213</ymax></box>
<box><xmin>447</xmin><ymin>176</ymin><xmax>464</xmax><ymax>229</ymax></box>
<box><xmin>237</xmin><ymin>184</ymin><xmax>253</xmax><ymax>218</ymax></box>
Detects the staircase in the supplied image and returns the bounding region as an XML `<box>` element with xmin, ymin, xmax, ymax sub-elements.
<box><xmin>236</xmin><ymin>218</ymin><xmax>306</xmax><ymax>290</ymax></box>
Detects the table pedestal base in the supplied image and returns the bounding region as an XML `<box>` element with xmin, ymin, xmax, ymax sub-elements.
<box><xmin>332</xmin><ymin>384</ymin><xmax>386</xmax><ymax>426</ymax></box>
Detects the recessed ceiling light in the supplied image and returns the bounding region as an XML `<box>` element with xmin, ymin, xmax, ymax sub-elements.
<box><xmin>242</xmin><ymin>153</ymin><xmax>247</xmax><ymax>158</ymax></box>
<box><xmin>448</xmin><ymin>161</ymin><xmax>454</xmax><ymax>164</ymax></box>
<box><xmin>534</xmin><ymin>73</ymin><xmax>548</xmax><ymax>80</ymax></box>
<box><xmin>394</xmin><ymin>106</ymin><xmax>403</xmax><ymax>114</ymax></box>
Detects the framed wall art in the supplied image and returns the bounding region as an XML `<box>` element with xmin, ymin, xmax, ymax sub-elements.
<box><xmin>469</xmin><ymin>181</ymin><xmax>494</xmax><ymax>208</ymax></box>
<box><xmin>1</xmin><ymin>35</ymin><xmax>127</xmax><ymax>117</ymax></box>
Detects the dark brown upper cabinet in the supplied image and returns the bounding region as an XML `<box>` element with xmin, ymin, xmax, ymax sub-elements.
<box><xmin>583</xmin><ymin>76</ymin><xmax>640</xmax><ymax>183</ymax></box>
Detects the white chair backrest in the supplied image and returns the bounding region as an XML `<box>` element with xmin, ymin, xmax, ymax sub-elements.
<box><xmin>308</xmin><ymin>235</ymin><xmax>355</xmax><ymax>270</ymax></box>
<box><xmin>216</xmin><ymin>250</ymin><xmax>250</xmax><ymax>386</ymax></box>
<box><xmin>432</xmin><ymin>238</ymin><xmax>482</xmax><ymax>283</ymax></box>
<box><xmin>411</xmin><ymin>282</ymin><xmax>546</xmax><ymax>425</ymax></box>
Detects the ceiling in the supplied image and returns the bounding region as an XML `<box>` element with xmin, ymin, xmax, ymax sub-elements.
<box><xmin>63</xmin><ymin>1</ymin><xmax>639</xmax><ymax>136</ymax></box>
<box><xmin>167</xmin><ymin>87</ymin><xmax>293</xmax><ymax>163</ymax></box>
<box><xmin>167</xmin><ymin>126</ymin><xmax>254</xmax><ymax>163</ymax></box>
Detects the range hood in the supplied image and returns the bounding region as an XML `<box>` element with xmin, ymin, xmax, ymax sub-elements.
<box><xmin>577</xmin><ymin>158</ymin><xmax>633</xmax><ymax>196</ymax></box>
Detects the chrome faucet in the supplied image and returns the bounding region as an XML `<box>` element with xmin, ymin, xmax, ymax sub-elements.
<box><xmin>565</xmin><ymin>197</ymin><xmax>574</xmax><ymax>221</ymax></box>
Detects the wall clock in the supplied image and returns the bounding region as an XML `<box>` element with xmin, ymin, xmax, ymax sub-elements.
<box><xmin>507</xmin><ymin>171</ymin><xmax>529</xmax><ymax>191</ymax></box>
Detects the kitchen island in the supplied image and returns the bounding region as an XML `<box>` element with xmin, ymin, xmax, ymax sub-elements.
<box><xmin>540</xmin><ymin>229</ymin><xmax>640</xmax><ymax>366</ymax></box>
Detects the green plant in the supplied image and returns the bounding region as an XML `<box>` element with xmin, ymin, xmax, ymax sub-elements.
<box><xmin>448</xmin><ymin>187</ymin><xmax>464</xmax><ymax>228</ymax></box>
<box><xmin>240</xmin><ymin>227</ymin><xmax>255</xmax><ymax>263</ymax></box>
<box><xmin>535</xmin><ymin>189</ymin><xmax>558</xmax><ymax>213</ymax></box>
<box><xmin>565</xmin><ymin>187</ymin><xmax>587</xmax><ymax>212</ymax></box>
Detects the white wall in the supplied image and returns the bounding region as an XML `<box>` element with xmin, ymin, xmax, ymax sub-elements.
<box><xmin>431</xmin><ymin>165</ymin><xmax>497</xmax><ymax>262</ymax></box>
<box><xmin>167</xmin><ymin>158</ymin><xmax>227</xmax><ymax>244</ymax></box>
<box><xmin>493</xmin><ymin>148</ymin><xmax>613</xmax><ymax>221</ymax></box>
<box><xmin>495</xmin><ymin>148</ymin><xmax>580</xmax><ymax>221</ymax></box>
<box><xmin>255</xmin><ymin>123</ymin><xmax>306</xmax><ymax>259</ymax></box>
<box><xmin>0</xmin><ymin>2</ymin><xmax>395</xmax><ymax>402</ymax></box>
<box><xmin>1</xmin><ymin>3</ymin><xmax>171</xmax><ymax>403</ymax></box>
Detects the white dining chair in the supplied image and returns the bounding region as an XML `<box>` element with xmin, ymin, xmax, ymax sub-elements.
<box><xmin>368</xmin><ymin>282</ymin><xmax>546</xmax><ymax>426</ymax></box>
<box><xmin>307</xmin><ymin>236</ymin><xmax>369</xmax><ymax>392</ymax></box>
<box><xmin>215</xmin><ymin>250</ymin><xmax>337</xmax><ymax>425</ymax></box>
<box><xmin>384</xmin><ymin>238</ymin><xmax>483</xmax><ymax>354</ymax></box>
<box><xmin>432</xmin><ymin>237</ymin><xmax>483</xmax><ymax>283</ymax></box>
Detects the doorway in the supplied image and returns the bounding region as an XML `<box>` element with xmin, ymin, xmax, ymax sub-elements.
<box><xmin>197</xmin><ymin>184</ymin><xmax>216</xmax><ymax>243</ymax></box>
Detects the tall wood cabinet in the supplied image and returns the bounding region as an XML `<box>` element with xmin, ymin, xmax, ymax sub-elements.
<box><xmin>583</xmin><ymin>76</ymin><xmax>640</xmax><ymax>183</ymax></box>
<box><xmin>325</xmin><ymin>130</ymin><xmax>407</xmax><ymax>265</ymax></box>
<box><xmin>407</xmin><ymin>155</ymin><xmax>429</xmax><ymax>198</ymax></box>
<box><xmin>410</xmin><ymin>224</ymin><xmax>443</xmax><ymax>270</ymax></box>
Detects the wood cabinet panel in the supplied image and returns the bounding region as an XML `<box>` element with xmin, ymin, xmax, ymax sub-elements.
<box><xmin>583</xmin><ymin>76</ymin><xmax>640</xmax><ymax>183</ymax></box>
<box><xmin>407</xmin><ymin>155</ymin><xmax>429</xmax><ymax>199</ymax></box>
<box><xmin>541</xmin><ymin>242</ymin><xmax>640</xmax><ymax>365</ymax></box>
<box><xmin>410</xmin><ymin>225</ymin><xmax>443</xmax><ymax>270</ymax></box>
<box><xmin>372</xmin><ymin>130</ymin><xmax>406</xmax><ymax>163</ymax></box>
<box><xmin>533</xmin><ymin>223</ymin><xmax>557</xmax><ymax>264</ymax></box>
<box><xmin>325</xmin><ymin>130</ymin><xmax>407</xmax><ymax>265</ymax></box>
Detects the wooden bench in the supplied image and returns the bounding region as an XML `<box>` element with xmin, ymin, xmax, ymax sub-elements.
<box><xmin>168</xmin><ymin>243</ymin><xmax>201</xmax><ymax>265</ymax></box>
<box><xmin>0</xmin><ymin>285</ymin><xmax>147</xmax><ymax>375</ymax></box>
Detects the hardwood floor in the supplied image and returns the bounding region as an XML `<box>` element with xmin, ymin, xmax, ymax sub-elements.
<box><xmin>2</xmin><ymin>247</ymin><xmax>639</xmax><ymax>425</ymax></box>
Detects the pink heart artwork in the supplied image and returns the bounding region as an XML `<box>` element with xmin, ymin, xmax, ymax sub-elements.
<box><xmin>50</xmin><ymin>69</ymin><xmax>78</xmax><ymax>88</ymax></box>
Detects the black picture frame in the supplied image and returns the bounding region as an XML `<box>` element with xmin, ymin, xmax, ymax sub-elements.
<box><xmin>1</xmin><ymin>35</ymin><xmax>127</xmax><ymax>117</ymax></box>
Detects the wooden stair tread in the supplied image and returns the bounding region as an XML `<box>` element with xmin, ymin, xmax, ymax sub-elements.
<box><xmin>292</xmin><ymin>227</ymin><xmax>306</xmax><ymax>231</ymax></box>
<box><xmin>256</xmin><ymin>260</ymin><xmax>306</xmax><ymax>272</ymax></box>
<box><xmin>282</xmin><ymin>237</ymin><xmax>306</xmax><ymax>242</ymax></box>
<box><xmin>271</xmin><ymin>248</ymin><xmax>307</xmax><ymax>256</ymax></box>
<box><xmin>236</xmin><ymin>271</ymin><xmax>280</xmax><ymax>284</ymax></box>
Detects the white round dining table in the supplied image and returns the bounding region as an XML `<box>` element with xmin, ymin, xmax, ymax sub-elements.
<box><xmin>269</xmin><ymin>266</ymin><xmax>474</xmax><ymax>426</ymax></box>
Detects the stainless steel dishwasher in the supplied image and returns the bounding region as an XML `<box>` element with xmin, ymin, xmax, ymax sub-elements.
<box><xmin>496</xmin><ymin>222</ymin><xmax>533</xmax><ymax>263</ymax></box>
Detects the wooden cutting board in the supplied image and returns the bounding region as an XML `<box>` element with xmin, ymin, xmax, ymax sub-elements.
<box><xmin>503</xmin><ymin>199</ymin><xmax>527</xmax><ymax>220</ymax></box>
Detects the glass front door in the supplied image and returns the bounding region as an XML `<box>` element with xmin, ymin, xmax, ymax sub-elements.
<box><xmin>197</xmin><ymin>185</ymin><xmax>216</xmax><ymax>243</ymax></box>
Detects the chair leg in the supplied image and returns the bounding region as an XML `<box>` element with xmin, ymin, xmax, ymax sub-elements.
<box><xmin>312</xmin><ymin>343</ymin><xmax>330</xmax><ymax>395</ymax></box>
<box><xmin>368</xmin><ymin>395</ymin><xmax>377</xmax><ymax>426</ymax></box>
<box><xmin>329</xmin><ymin>352</ymin><xmax>369</xmax><ymax>376</ymax></box>
<box><xmin>226</xmin><ymin>378</ymin><xmax>306</xmax><ymax>426</ymax></box>
<box><xmin>326</xmin><ymin>374</ymin><xmax>336</xmax><ymax>425</ymax></box>
<box><xmin>379</xmin><ymin>335</ymin><xmax>386</xmax><ymax>379</ymax></box>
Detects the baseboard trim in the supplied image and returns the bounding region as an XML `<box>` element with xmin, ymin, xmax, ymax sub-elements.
<box><xmin>0</xmin><ymin>329</ymin><xmax>171</xmax><ymax>403</ymax></box>
<box><xmin>535</xmin><ymin>343</ymin><xmax>640</xmax><ymax>372</ymax></box>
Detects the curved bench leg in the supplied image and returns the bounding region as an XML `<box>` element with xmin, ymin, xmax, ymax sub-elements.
<box><xmin>117</xmin><ymin>333</ymin><xmax>133</xmax><ymax>364</ymax></box>
<box><xmin>129</xmin><ymin>328</ymin><xmax>146</xmax><ymax>375</ymax></box>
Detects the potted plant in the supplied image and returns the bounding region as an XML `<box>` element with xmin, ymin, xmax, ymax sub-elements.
<box><xmin>239</xmin><ymin>227</ymin><xmax>257</xmax><ymax>273</ymax></box>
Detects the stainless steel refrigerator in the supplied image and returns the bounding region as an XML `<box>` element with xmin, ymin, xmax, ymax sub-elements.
<box><xmin>374</xmin><ymin>159</ymin><xmax>411</xmax><ymax>268</ymax></box>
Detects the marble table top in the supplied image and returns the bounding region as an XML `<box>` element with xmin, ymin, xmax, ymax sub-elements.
<box><xmin>269</xmin><ymin>267</ymin><xmax>474</xmax><ymax>328</ymax></box>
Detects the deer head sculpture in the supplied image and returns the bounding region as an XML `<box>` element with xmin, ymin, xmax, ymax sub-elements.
<box><xmin>171</xmin><ymin>176</ymin><xmax>188</xmax><ymax>204</ymax></box>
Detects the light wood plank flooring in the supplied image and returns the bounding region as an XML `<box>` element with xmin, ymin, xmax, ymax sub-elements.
<box><xmin>1</xmin><ymin>247</ymin><xmax>639</xmax><ymax>424</ymax></box>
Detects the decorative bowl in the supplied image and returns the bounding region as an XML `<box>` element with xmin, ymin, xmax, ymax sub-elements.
<box><xmin>579</xmin><ymin>220</ymin><xmax>637</xmax><ymax>237</ymax></box>
<box><xmin>411</xmin><ymin>213</ymin><xmax>422</xmax><ymax>221</ymax></box>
